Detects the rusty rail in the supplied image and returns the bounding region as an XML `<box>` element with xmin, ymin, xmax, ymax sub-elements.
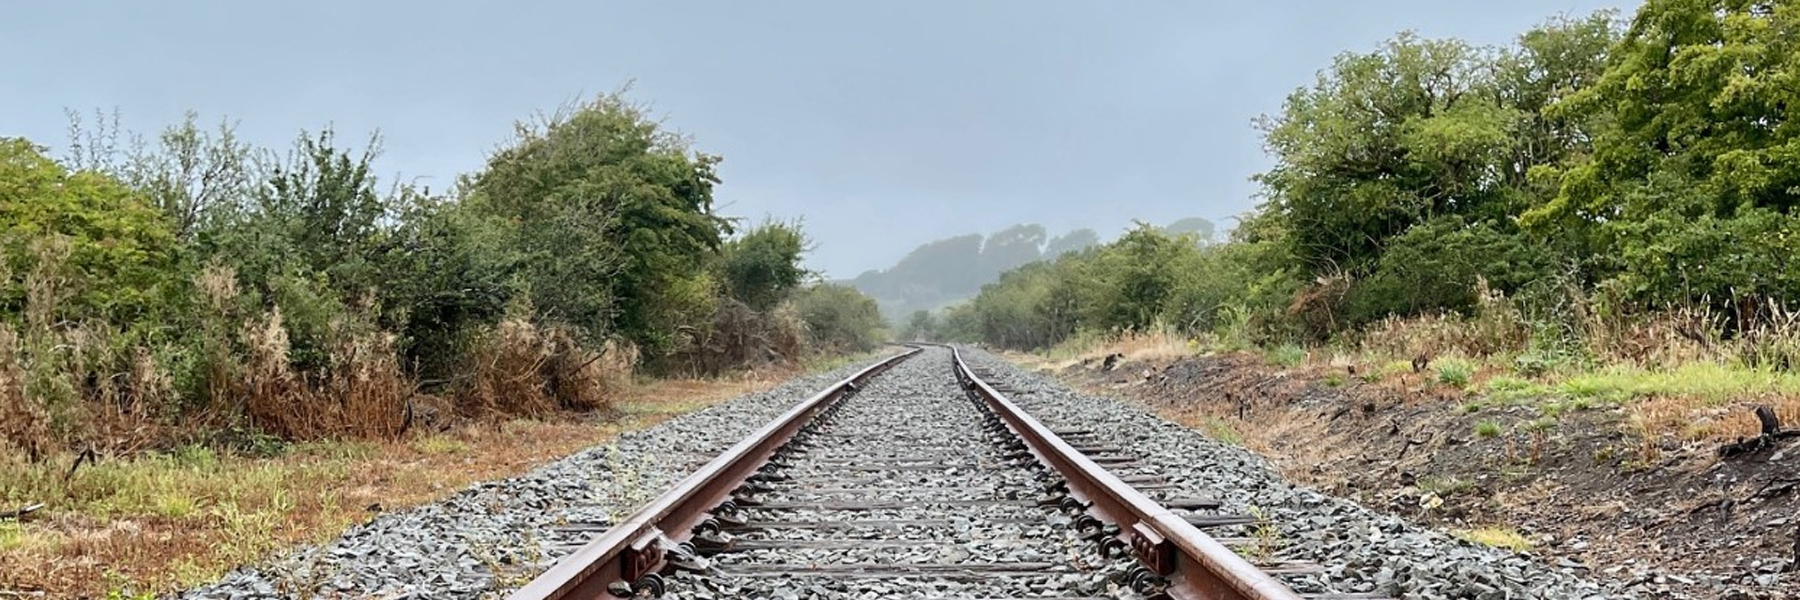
<box><xmin>508</xmin><ymin>346</ymin><xmax>922</xmax><ymax>600</ymax></box>
<box><xmin>949</xmin><ymin>346</ymin><xmax>1304</xmax><ymax>600</ymax></box>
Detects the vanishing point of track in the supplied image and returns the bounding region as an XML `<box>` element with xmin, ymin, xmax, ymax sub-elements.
<box><xmin>507</xmin><ymin>345</ymin><xmax>1376</xmax><ymax>600</ymax></box>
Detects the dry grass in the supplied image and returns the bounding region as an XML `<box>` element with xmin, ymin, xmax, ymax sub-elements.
<box><xmin>1337</xmin><ymin>288</ymin><xmax>1800</xmax><ymax>448</ymax></box>
<box><xmin>1027</xmin><ymin>329</ymin><xmax>1196</xmax><ymax>371</ymax></box>
<box><xmin>234</xmin><ymin>309</ymin><xmax>413</xmax><ymax>441</ymax></box>
<box><xmin>667</xmin><ymin>300</ymin><xmax>806</xmax><ymax>376</ymax></box>
<box><xmin>1357</xmin><ymin>281</ymin><xmax>1530</xmax><ymax>361</ymax></box>
<box><xmin>1457</xmin><ymin>526</ymin><xmax>1533</xmax><ymax>552</ymax></box>
<box><xmin>459</xmin><ymin>319</ymin><xmax>636</xmax><ymax>418</ymax></box>
<box><xmin>0</xmin><ymin>370</ymin><xmax>794</xmax><ymax>598</ymax></box>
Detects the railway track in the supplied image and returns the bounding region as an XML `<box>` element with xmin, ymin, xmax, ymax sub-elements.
<box><xmin>509</xmin><ymin>345</ymin><xmax>1373</xmax><ymax>600</ymax></box>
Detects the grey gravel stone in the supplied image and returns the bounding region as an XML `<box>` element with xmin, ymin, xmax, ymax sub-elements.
<box><xmin>182</xmin><ymin>357</ymin><xmax>893</xmax><ymax>600</ymax></box>
<box><xmin>955</xmin><ymin>347</ymin><xmax>1648</xmax><ymax>600</ymax></box>
<box><xmin>182</xmin><ymin>346</ymin><xmax>1700</xmax><ymax>600</ymax></box>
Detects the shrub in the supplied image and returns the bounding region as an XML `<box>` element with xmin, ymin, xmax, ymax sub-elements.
<box><xmin>464</xmin><ymin>94</ymin><xmax>729</xmax><ymax>357</ymax></box>
<box><xmin>793</xmin><ymin>284</ymin><xmax>886</xmax><ymax>353</ymax></box>
<box><xmin>721</xmin><ymin>221</ymin><xmax>810</xmax><ymax>311</ymax></box>
<box><xmin>1</xmin><ymin>139</ymin><xmax>179</xmax><ymax>324</ymax></box>
<box><xmin>1346</xmin><ymin>218</ymin><xmax>1559</xmax><ymax>327</ymax></box>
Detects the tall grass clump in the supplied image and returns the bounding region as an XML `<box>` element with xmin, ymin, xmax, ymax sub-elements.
<box><xmin>459</xmin><ymin>317</ymin><xmax>636</xmax><ymax>418</ymax></box>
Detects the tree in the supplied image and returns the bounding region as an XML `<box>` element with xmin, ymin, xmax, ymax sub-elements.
<box><xmin>1256</xmin><ymin>33</ymin><xmax>1508</xmax><ymax>275</ymax></box>
<box><xmin>122</xmin><ymin>112</ymin><xmax>254</xmax><ymax>240</ymax></box>
<box><xmin>0</xmin><ymin>138</ymin><xmax>178</xmax><ymax>324</ymax></box>
<box><xmin>720</xmin><ymin>220</ymin><xmax>810</xmax><ymax>311</ymax></box>
<box><xmin>464</xmin><ymin>93</ymin><xmax>731</xmax><ymax>354</ymax></box>
<box><xmin>1529</xmin><ymin>0</ymin><xmax>1799</xmax><ymax>307</ymax></box>
<box><xmin>898</xmin><ymin>310</ymin><xmax>936</xmax><ymax>341</ymax></box>
<box><xmin>979</xmin><ymin>224</ymin><xmax>1047</xmax><ymax>277</ymax></box>
<box><xmin>793</xmin><ymin>284</ymin><xmax>886</xmax><ymax>352</ymax></box>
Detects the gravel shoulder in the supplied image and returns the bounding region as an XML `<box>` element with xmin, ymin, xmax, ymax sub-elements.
<box><xmin>1019</xmin><ymin>348</ymin><xmax>1800</xmax><ymax>600</ymax></box>
<box><xmin>958</xmin><ymin>347</ymin><xmax>1643</xmax><ymax>600</ymax></box>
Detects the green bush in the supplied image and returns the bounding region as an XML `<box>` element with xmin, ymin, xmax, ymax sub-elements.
<box><xmin>1346</xmin><ymin>217</ymin><xmax>1560</xmax><ymax>325</ymax></box>
<box><xmin>0</xmin><ymin>138</ymin><xmax>180</xmax><ymax>325</ymax></box>
<box><xmin>793</xmin><ymin>284</ymin><xmax>886</xmax><ymax>353</ymax></box>
<box><xmin>463</xmin><ymin>93</ymin><xmax>729</xmax><ymax>356</ymax></box>
<box><xmin>720</xmin><ymin>221</ymin><xmax>810</xmax><ymax>312</ymax></box>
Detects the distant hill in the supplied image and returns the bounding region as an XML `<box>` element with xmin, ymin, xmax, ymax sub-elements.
<box><xmin>848</xmin><ymin>218</ymin><xmax>1213</xmax><ymax>322</ymax></box>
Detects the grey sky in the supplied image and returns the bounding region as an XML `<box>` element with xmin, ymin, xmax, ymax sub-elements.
<box><xmin>3</xmin><ymin>1</ymin><xmax>1634</xmax><ymax>278</ymax></box>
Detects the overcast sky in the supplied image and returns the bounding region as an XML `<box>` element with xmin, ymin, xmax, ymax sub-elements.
<box><xmin>2</xmin><ymin>1</ymin><xmax>1635</xmax><ymax>278</ymax></box>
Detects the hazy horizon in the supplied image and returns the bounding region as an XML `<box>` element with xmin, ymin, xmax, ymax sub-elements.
<box><xmin>2</xmin><ymin>1</ymin><xmax>1635</xmax><ymax>278</ymax></box>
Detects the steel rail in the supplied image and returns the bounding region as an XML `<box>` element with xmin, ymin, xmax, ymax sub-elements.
<box><xmin>949</xmin><ymin>346</ymin><xmax>1304</xmax><ymax>600</ymax></box>
<box><xmin>508</xmin><ymin>346</ymin><xmax>923</xmax><ymax>600</ymax></box>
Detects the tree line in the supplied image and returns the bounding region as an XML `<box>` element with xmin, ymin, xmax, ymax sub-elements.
<box><xmin>916</xmin><ymin>1</ymin><xmax>1800</xmax><ymax>368</ymax></box>
<box><xmin>1</xmin><ymin>94</ymin><xmax>886</xmax><ymax>458</ymax></box>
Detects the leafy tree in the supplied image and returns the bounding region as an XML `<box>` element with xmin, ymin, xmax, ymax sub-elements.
<box><xmin>793</xmin><ymin>283</ymin><xmax>886</xmax><ymax>352</ymax></box>
<box><xmin>720</xmin><ymin>220</ymin><xmax>810</xmax><ymax>311</ymax></box>
<box><xmin>898</xmin><ymin>309</ymin><xmax>936</xmax><ymax>341</ymax></box>
<box><xmin>1530</xmin><ymin>1</ymin><xmax>1799</xmax><ymax>307</ymax></box>
<box><xmin>1257</xmin><ymin>17</ymin><xmax>1618</xmax><ymax>279</ymax></box>
<box><xmin>0</xmin><ymin>138</ymin><xmax>178</xmax><ymax>324</ymax></box>
<box><xmin>1078</xmin><ymin>224</ymin><xmax>1202</xmax><ymax>333</ymax></box>
<box><xmin>464</xmin><ymin>94</ymin><xmax>730</xmax><ymax>354</ymax></box>
<box><xmin>1256</xmin><ymin>33</ymin><xmax>1507</xmax><ymax>274</ymax></box>
<box><xmin>1166</xmin><ymin>213</ymin><xmax>1304</xmax><ymax>338</ymax></box>
<box><xmin>979</xmin><ymin>224</ymin><xmax>1047</xmax><ymax>276</ymax></box>
<box><xmin>933</xmin><ymin>302</ymin><xmax>982</xmax><ymax>343</ymax></box>
<box><xmin>122</xmin><ymin>112</ymin><xmax>254</xmax><ymax>240</ymax></box>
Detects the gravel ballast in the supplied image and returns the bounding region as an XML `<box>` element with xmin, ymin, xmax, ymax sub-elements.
<box><xmin>956</xmin><ymin>347</ymin><xmax>1639</xmax><ymax>600</ymax></box>
<box><xmin>185</xmin><ymin>346</ymin><xmax>1661</xmax><ymax>599</ymax></box>
<box><xmin>183</xmin><ymin>356</ymin><xmax>894</xmax><ymax>600</ymax></box>
<box><xmin>667</xmin><ymin>347</ymin><xmax>1137</xmax><ymax>599</ymax></box>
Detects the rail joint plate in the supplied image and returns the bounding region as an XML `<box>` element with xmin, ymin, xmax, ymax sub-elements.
<box><xmin>1131</xmin><ymin>521</ymin><xmax>1175</xmax><ymax>575</ymax></box>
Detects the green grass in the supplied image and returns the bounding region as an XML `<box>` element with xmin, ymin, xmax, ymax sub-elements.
<box><xmin>1418</xmin><ymin>475</ymin><xmax>1476</xmax><ymax>496</ymax></box>
<box><xmin>1268</xmin><ymin>344</ymin><xmax>1307</xmax><ymax>368</ymax></box>
<box><xmin>1434</xmin><ymin>358</ymin><xmax>1475</xmax><ymax>388</ymax></box>
<box><xmin>1323</xmin><ymin>372</ymin><xmax>1346</xmax><ymax>387</ymax></box>
<box><xmin>409</xmin><ymin>434</ymin><xmax>468</xmax><ymax>455</ymax></box>
<box><xmin>1557</xmin><ymin>362</ymin><xmax>1800</xmax><ymax>404</ymax></box>
<box><xmin>1196</xmin><ymin>417</ymin><xmax>1243</xmax><ymax>445</ymax></box>
<box><xmin>1379</xmin><ymin>360</ymin><xmax>1415</xmax><ymax>376</ymax></box>
<box><xmin>1474</xmin><ymin>421</ymin><xmax>1502</xmax><ymax>438</ymax></box>
<box><xmin>0</xmin><ymin>522</ymin><xmax>28</xmax><ymax>551</ymax></box>
<box><xmin>1482</xmin><ymin>375</ymin><xmax>1562</xmax><ymax>405</ymax></box>
<box><xmin>2</xmin><ymin>448</ymin><xmax>350</xmax><ymax>520</ymax></box>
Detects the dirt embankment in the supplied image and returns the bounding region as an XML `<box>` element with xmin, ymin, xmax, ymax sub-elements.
<box><xmin>1050</xmin><ymin>352</ymin><xmax>1798</xmax><ymax>599</ymax></box>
